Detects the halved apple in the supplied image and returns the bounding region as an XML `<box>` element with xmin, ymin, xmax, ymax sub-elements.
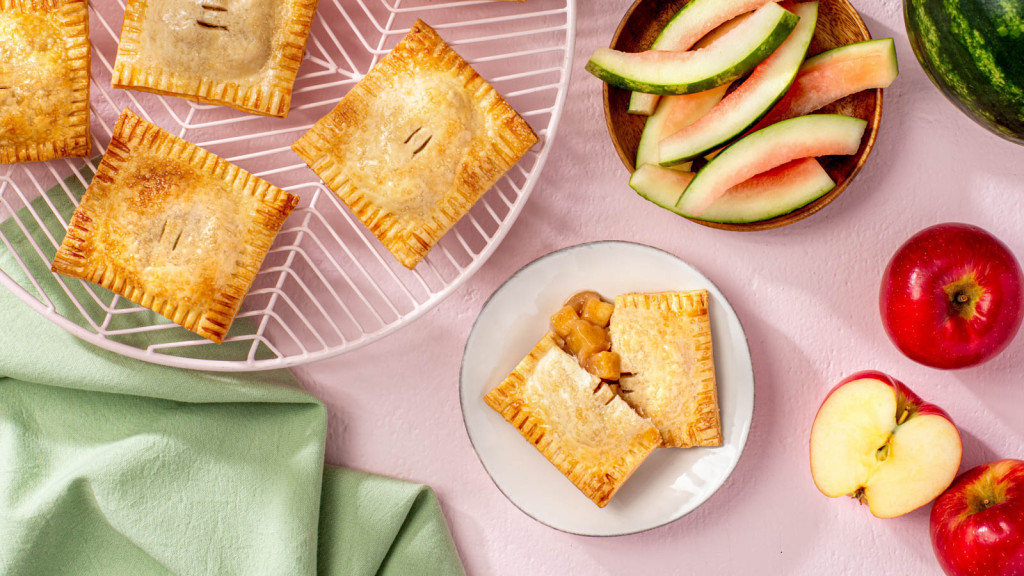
<box><xmin>809</xmin><ymin>371</ymin><xmax>962</xmax><ymax>518</ymax></box>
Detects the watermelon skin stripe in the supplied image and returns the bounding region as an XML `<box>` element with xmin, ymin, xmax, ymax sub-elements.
<box><xmin>905</xmin><ymin>0</ymin><xmax>1024</xmax><ymax>143</ymax></box>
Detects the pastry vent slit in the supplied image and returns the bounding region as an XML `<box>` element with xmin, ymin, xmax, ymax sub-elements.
<box><xmin>412</xmin><ymin>135</ymin><xmax>432</xmax><ymax>156</ymax></box>
<box><xmin>171</xmin><ymin>229</ymin><xmax>183</xmax><ymax>251</ymax></box>
<box><xmin>403</xmin><ymin>127</ymin><xmax>421</xmax><ymax>144</ymax></box>
<box><xmin>200</xmin><ymin>4</ymin><xmax>227</xmax><ymax>10</ymax></box>
<box><xmin>196</xmin><ymin>20</ymin><xmax>228</xmax><ymax>30</ymax></box>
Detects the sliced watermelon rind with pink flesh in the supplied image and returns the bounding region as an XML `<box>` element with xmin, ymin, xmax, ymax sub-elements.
<box><xmin>750</xmin><ymin>38</ymin><xmax>899</xmax><ymax>131</ymax></box>
<box><xmin>630</xmin><ymin>163</ymin><xmax>694</xmax><ymax>209</ymax></box>
<box><xmin>659</xmin><ymin>2</ymin><xmax>819</xmax><ymax>165</ymax></box>
<box><xmin>676</xmin><ymin>114</ymin><xmax>867</xmax><ymax>215</ymax></box>
<box><xmin>636</xmin><ymin>84</ymin><xmax>730</xmax><ymax>167</ymax></box>
<box><xmin>586</xmin><ymin>3</ymin><xmax>798</xmax><ymax>95</ymax></box>
<box><xmin>697</xmin><ymin>158</ymin><xmax>835</xmax><ymax>222</ymax></box>
<box><xmin>630</xmin><ymin>159</ymin><xmax>835</xmax><ymax>223</ymax></box>
<box><xmin>628</xmin><ymin>0</ymin><xmax>773</xmax><ymax>115</ymax></box>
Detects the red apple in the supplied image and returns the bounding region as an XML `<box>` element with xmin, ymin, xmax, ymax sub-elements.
<box><xmin>809</xmin><ymin>370</ymin><xmax>962</xmax><ymax>518</ymax></box>
<box><xmin>931</xmin><ymin>459</ymin><xmax>1024</xmax><ymax>576</ymax></box>
<box><xmin>880</xmin><ymin>223</ymin><xmax>1024</xmax><ymax>369</ymax></box>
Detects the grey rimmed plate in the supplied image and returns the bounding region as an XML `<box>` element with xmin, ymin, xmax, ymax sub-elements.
<box><xmin>460</xmin><ymin>241</ymin><xmax>754</xmax><ymax>536</ymax></box>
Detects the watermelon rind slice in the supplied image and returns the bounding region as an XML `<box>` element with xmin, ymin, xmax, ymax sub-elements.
<box><xmin>748</xmin><ymin>37</ymin><xmax>898</xmax><ymax>132</ymax></box>
<box><xmin>676</xmin><ymin>114</ymin><xmax>867</xmax><ymax>216</ymax></box>
<box><xmin>658</xmin><ymin>1</ymin><xmax>819</xmax><ymax>165</ymax></box>
<box><xmin>636</xmin><ymin>85</ymin><xmax>730</xmax><ymax>168</ymax></box>
<box><xmin>630</xmin><ymin>160</ymin><xmax>836</xmax><ymax>224</ymax></box>
<box><xmin>586</xmin><ymin>3</ymin><xmax>798</xmax><ymax>96</ymax></box>
<box><xmin>627</xmin><ymin>0</ymin><xmax>778</xmax><ymax>115</ymax></box>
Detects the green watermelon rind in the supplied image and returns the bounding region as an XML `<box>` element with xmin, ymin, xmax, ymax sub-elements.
<box><xmin>627</xmin><ymin>0</ymin><xmax>770</xmax><ymax>114</ymax></box>
<box><xmin>676</xmin><ymin>114</ymin><xmax>867</xmax><ymax>215</ymax></box>
<box><xmin>904</xmin><ymin>0</ymin><xmax>1024</xmax><ymax>144</ymax></box>
<box><xmin>657</xmin><ymin>1</ymin><xmax>819</xmax><ymax>165</ymax></box>
<box><xmin>802</xmin><ymin>37</ymin><xmax>899</xmax><ymax>73</ymax></box>
<box><xmin>629</xmin><ymin>162</ymin><xmax>837</xmax><ymax>224</ymax></box>
<box><xmin>635</xmin><ymin>85</ymin><xmax>730</xmax><ymax>167</ymax></box>
<box><xmin>586</xmin><ymin>5</ymin><xmax>799</xmax><ymax>95</ymax></box>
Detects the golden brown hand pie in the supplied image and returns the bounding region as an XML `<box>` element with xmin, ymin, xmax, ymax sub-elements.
<box><xmin>292</xmin><ymin>19</ymin><xmax>538</xmax><ymax>269</ymax></box>
<box><xmin>610</xmin><ymin>290</ymin><xmax>723</xmax><ymax>448</ymax></box>
<box><xmin>484</xmin><ymin>332</ymin><xmax>662</xmax><ymax>507</ymax></box>
<box><xmin>0</xmin><ymin>0</ymin><xmax>90</xmax><ymax>163</ymax></box>
<box><xmin>111</xmin><ymin>0</ymin><xmax>318</xmax><ymax>117</ymax></box>
<box><xmin>51</xmin><ymin>108</ymin><xmax>300</xmax><ymax>343</ymax></box>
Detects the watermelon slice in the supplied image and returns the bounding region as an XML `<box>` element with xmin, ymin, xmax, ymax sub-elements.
<box><xmin>633</xmin><ymin>13</ymin><xmax>750</xmax><ymax>166</ymax></box>
<box><xmin>630</xmin><ymin>159</ymin><xmax>835</xmax><ymax>223</ymax></box>
<box><xmin>659</xmin><ymin>2</ymin><xmax>819</xmax><ymax>166</ymax></box>
<box><xmin>628</xmin><ymin>0</ymin><xmax>774</xmax><ymax>115</ymax></box>
<box><xmin>636</xmin><ymin>85</ymin><xmax>730</xmax><ymax>168</ymax></box>
<box><xmin>748</xmin><ymin>38</ymin><xmax>899</xmax><ymax>133</ymax></box>
<box><xmin>677</xmin><ymin>114</ymin><xmax>867</xmax><ymax>216</ymax></box>
<box><xmin>586</xmin><ymin>3</ymin><xmax>798</xmax><ymax>95</ymax></box>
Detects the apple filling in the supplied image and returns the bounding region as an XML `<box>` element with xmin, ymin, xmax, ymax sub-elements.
<box><xmin>550</xmin><ymin>291</ymin><xmax>627</xmax><ymax>400</ymax></box>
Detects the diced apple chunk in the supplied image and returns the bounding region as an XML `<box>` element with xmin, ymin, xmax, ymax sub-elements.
<box><xmin>563</xmin><ymin>319</ymin><xmax>610</xmax><ymax>359</ymax></box>
<box><xmin>584</xmin><ymin>351</ymin><xmax>621</xmax><ymax>381</ymax></box>
<box><xmin>550</xmin><ymin>305</ymin><xmax>579</xmax><ymax>339</ymax></box>
<box><xmin>565</xmin><ymin>291</ymin><xmax>603</xmax><ymax>315</ymax></box>
<box><xmin>582</xmin><ymin>299</ymin><xmax>615</xmax><ymax>327</ymax></box>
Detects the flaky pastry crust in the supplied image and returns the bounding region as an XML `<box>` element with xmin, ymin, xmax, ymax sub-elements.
<box><xmin>0</xmin><ymin>0</ymin><xmax>90</xmax><ymax>163</ymax></box>
<box><xmin>484</xmin><ymin>332</ymin><xmax>662</xmax><ymax>507</ymax></box>
<box><xmin>51</xmin><ymin>108</ymin><xmax>299</xmax><ymax>343</ymax></box>
<box><xmin>292</xmin><ymin>19</ymin><xmax>538</xmax><ymax>269</ymax></box>
<box><xmin>610</xmin><ymin>291</ymin><xmax>723</xmax><ymax>448</ymax></box>
<box><xmin>111</xmin><ymin>0</ymin><xmax>317</xmax><ymax>117</ymax></box>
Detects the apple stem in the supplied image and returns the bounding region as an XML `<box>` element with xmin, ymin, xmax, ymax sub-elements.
<box><xmin>943</xmin><ymin>276</ymin><xmax>984</xmax><ymax>320</ymax></box>
<box><xmin>965</xmin><ymin>468</ymin><xmax>1008</xmax><ymax>514</ymax></box>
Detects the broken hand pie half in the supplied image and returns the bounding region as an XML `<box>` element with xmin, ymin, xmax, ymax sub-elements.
<box><xmin>610</xmin><ymin>290</ymin><xmax>723</xmax><ymax>448</ymax></box>
<box><xmin>1</xmin><ymin>0</ymin><xmax>90</xmax><ymax>163</ymax></box>
<box><xmin>51</xmin><ymin>108</ymin><xmax>300</xmax><ymax>343</ymax></box>
<box><xmin>111</xmin><ymin>0</ymin><xmax>318</xmax><ymax>117</ymax></box>
<box><xmin>485</xmin><ymin>332</ymin><xmax>662</xmax><ymax>507</ymax></box>
<box><xmin>293</xmin><ymin>19</ymin><xmax>538</xmax><ymax>269</ymax></box>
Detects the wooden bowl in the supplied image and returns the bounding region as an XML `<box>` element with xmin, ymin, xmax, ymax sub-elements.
<box><xmin>603</xmin><ymin>0</ymin><xmax>882</xmax><ymax>231</ymax></box>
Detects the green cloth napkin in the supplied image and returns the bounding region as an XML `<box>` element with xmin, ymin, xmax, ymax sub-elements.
<box><xmin>0</xmin><ymin>167</ymin><xmax>466</xmax><ymax>575</ymax></box>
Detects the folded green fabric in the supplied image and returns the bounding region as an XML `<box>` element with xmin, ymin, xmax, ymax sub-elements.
<box><xmin>0</xmin><ymin>168</ymin><xmax>465</xmax><ymax>575</ymax></box>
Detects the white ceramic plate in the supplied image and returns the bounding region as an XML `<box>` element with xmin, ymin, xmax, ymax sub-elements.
<box><xmin>460</xmin><ymin>241</ymin><xmax>754</xmax><ymax>536</ymax></box>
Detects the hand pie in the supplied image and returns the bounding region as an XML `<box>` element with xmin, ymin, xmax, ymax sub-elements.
<box><xmin>1</xmin><ymin>0</ymin><xmax>90</xmax><ymax>163</ymax></box>
<box><xmin>484</xmin><ymin>332</ymin><xmax>662</xmax><ymax>507</ymax></box>
<box><xmin>610</xmin><ymin>291</ymin><xmax>723</xmax><ymax>448</ymax></box>
<box><xmin>292</xmin><ymin>19</ymin><xmax>538</xmax><ymax>269</ymax></box>
<box><xmin>111</xmin><ymin>0</ymin><xmax>318</xmax><ymax>117</ymax></box>
<box><xmin>51</xmin><ymin>108</ymin><xmax>300</xmax><ymax>343</ymax></box>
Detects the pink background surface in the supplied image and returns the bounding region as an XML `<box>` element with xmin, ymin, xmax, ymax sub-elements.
<box><xmin>296</xmin><ymin>0</ymin><xmax>1024</xmax><ymax>573</ymax></box>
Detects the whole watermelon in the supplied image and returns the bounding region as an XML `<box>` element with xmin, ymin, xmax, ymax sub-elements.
<box><xmin>904</xmin><ymin>0</ymin><xmax>1024</xmax><ymax>145</ymax></box>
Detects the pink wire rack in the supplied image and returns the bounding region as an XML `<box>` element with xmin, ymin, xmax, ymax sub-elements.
<box><xmin>0</xmin><ymin>0</ymin><xmax>576</xmax><ymax>371</ymax></box>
